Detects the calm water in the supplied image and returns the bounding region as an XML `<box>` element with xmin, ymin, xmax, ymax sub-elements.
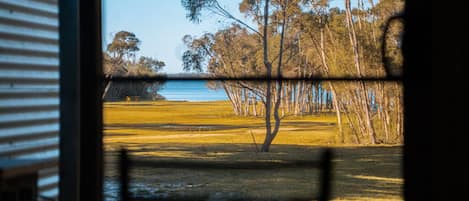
<box><xmin>159</xmin><ymin>80</ymin><xmax>228</xmax><ymax>101</ymax></box>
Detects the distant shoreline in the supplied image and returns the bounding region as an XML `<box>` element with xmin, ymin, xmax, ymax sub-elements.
<box><xmin>159</xmin><ymin>80</ymin><xmax>228</xmax><ymax>102</ymax></box>
<box><xmin>103</xmin><ymin>100</ymin><xmax>230</xmax><ymax>103</ymax></box>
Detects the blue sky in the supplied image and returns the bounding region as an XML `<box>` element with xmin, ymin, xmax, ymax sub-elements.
<box><xmin>103</xmin><ymin>0</ymin><xmax>350</xmax><ymax>73</ymax></box>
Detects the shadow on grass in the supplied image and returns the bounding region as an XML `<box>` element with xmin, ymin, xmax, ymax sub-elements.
<box><xmin>105</xmin><ymin>144</ymin><xmax>402</xmax><ymax>201</ymax></box>
<box><xmin>105</xmin><ymin>122</ymin><xmax>335</xmax><ymax>133</ymax></box>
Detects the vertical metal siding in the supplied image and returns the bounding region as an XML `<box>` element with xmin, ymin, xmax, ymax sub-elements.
<box><xmin>0</xmin><ymin>0</ymin><xmax>59</xmax><ymax>199</ymax></box>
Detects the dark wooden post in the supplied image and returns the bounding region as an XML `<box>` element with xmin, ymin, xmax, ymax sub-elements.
<box><xmin>318</xmin><ymin>149</ymin><xmax>332</xmax><ymax>201</ymax></box>
<box><xmin>119</xmin><ymin>149</ymin><xmax>130</xmax><ymax>201</ymax></box>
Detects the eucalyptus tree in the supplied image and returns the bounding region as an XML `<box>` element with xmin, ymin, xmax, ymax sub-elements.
<box><xmin>181</xmin><ymin>0</ymin><xmax>304</xmax><ymax>151</ymax></box>
<box><xmin>139</xmin><ymin>56</ymin><xmax>166</xmax><ymax>72</ymax></box>
<box><xmin>103</xmin><ymin>31</ymin><xmax>141</xmax><ymax>98</ymax></box>
<box><xmin>182</xmin><ymin>28</ymin><xmax>260</xmax><ymax>115</ymax></box>
<box><xmin>103</xmin><ymin>31</ymin><xmax>166</xmax><ymax>101</ymax></box>
<box><xmin>181</xmin><ymin>0</ymin><xmax>405</xmax><ymax>145</ymax></box>
<box><xmin>297</xmin><ymin>0</ymin><xmax>347</xmax><ymax>142</ymax></box>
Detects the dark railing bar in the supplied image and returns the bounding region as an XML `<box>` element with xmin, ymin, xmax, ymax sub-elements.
<box><xmin>106</xmin><ymin>76</ymin><xmax>402</xmax><ymax>82</ymax></box>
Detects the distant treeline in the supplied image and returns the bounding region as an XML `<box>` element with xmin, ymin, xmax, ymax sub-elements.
<box><xmin>103</xmin><ymin>31</ymin><xmax>166</xmax><ymax>102</ymax></box>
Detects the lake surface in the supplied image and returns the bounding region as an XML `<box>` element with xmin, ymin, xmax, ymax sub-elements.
<box><xmin>159</xmin><ymin>80</ymin><xmax>228</xmax><ymax>101</ymax></box>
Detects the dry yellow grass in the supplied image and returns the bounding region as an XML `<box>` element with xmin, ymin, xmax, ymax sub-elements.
<box><xmin>103</xmin><ymin>101</ymin><xmax>403</xmax><ymax>201</ymax></box>
<box><xmin>104</xmin><ymin>101</ymin><xmax>339</xmax><ymax>148</ymax></box>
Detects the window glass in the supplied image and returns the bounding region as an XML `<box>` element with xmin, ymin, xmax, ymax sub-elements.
<box><xmin>102</xmin><ymin>1</ymin><xmax>404</xmax><ymax>200</ymax></box>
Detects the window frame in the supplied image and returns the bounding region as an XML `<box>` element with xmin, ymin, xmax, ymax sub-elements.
<box><xmin>59</xmin><ymin>0</ymin><xmax>103</xmax><ymax>201</ymax></box>
<box><xmin>57</xmin><ymin>0</ymin><xmax>431</xmax><ymax>200</ymax></box>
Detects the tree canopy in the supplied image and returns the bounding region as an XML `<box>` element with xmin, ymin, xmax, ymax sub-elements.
<box><xmin>103</xmin><ymin>31</ymin><xmax>167</xmax><ymax>101</ymax></box>
<box><xmin>181</xmin><ymin>0</ymin><xmax>405</xmax><ymax>147</ymax></box>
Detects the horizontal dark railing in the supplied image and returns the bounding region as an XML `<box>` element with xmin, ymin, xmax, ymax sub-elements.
<box><xmin>119</xmin><ymin>148</ymin><xmax>332</xmax><ymax>201</ymax></box>
<box><xmin>106</xmin><ymin>75</ymin><xmax>403</xmax><ymax>82</ymax></box>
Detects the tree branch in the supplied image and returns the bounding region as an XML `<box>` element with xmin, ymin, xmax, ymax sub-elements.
<box><xmin>212</xmin><ymin>1</ymin><xmax>264</xmax><ymax>38</ymax></box>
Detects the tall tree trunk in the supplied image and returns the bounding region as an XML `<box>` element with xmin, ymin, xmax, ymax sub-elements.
<box><xmin>361</xmin><ymin>82</ymin><xmax>377</xmax><ymax>144</ymax></box>
<box><xmin>102</xmin><ymin>80</ymin><xmax>112</xmax><ymax>99</ymax></box>
<box><xmin>396</xmin><ymin>85</ymin><xmax>403</xmax><ymax>143</ymax></box>
<box><xmin>294</xmin><ymin>82</ymin><xmax>300</xmax><ymax>115</ymax></box>
<box><xmin>243</xmin><ymin>88</ymin><xmax>249</xmax><ymax>116</ymax></box>
<box><xmin>319</xmin><ymin>84</ymin><xmax>324</xmax><ymax>112</ymax></box>
<box><xmin>342</xmin><ymin>100</ymin><xmax>361</xmax><ymax>144</ymax></box>
<box><xmin>224</xmin><ymin>84</ymin><xmax>240</xmax><ymax>115</ymax></box>
<box><xmin>367</xmin><ymin>0</ymin><xmax>379</xmax><ymax>46</ymax></box>
<box><xmin>261</xmin><ymin>0</ymin><xmax>286</xmax><ymax>152</ymax></box>
<box><xmin>330</xmin><ymin>84</ymin><xmax>344</xmax><ymax>143</ymax></box>
<box><xmin>260</xmin><ymin>0</ymin><xmax>273</xmax><ymax>152</ymax></box>
<box><xmin>317</xmin><ymin>28</ymin><xmax>345</xmax><ymax>143</ymax></box>
<box><xmin>252</xmin><ymin>94</ymin><xmax>258</xmax><ymax>117</ymax></box>
<box><xmin>284</xmin><ymin>82</ymin><xmax>291</xmax><ymax>114</ymax></box>
<box><xmin>345</xmin><ymin>0</ymin><xmax>376</xmax><ymax>144</ymax></box>
<box><xmin>380</xmin><ymin>82</ymin><xmax>391</xmax><ymax>143</ymax></box>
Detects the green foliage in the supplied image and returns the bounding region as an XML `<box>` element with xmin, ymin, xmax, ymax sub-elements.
<box><xmin>180</xmin><ymin>0</ymin><xmax>405</xmax><ymax>145</ymax></box>
<box><xmin>139</xmin><ymin>56</ymin><xmax>166</xmax><ymax>72</ymax></box>
<box><xmin>103</xmin><ymin>31</ymin><xmax>166</xmax><ymax>101</ymax></box>
<box><xmin>182</xmin><ymin>33</ymin><xmax>214</xmax><ymax>72</ymax></box>
<box><xmin>181</xmin><ymin>0</ymin><xmax>217</xmax><ymax>23</ymax></box>
<box><xmin>107</xmin><ymin>31</ymin><xmax>140</xmax><ymax>61</ymax></box>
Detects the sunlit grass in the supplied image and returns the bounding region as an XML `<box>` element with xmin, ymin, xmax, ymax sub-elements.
<box><xmin>104</xmin><ymin>101</ymin><xmax>340</xmax><ymax>149</ymax></box>
<box><xmin>346</xmin><ymin>175</ymin><xmax>403</xmax><ymax>184</ymax></box>
<box><xmin>103</xmin><ymin>101</ymin><xmax>402</xmax><ymax>201</ymax></box>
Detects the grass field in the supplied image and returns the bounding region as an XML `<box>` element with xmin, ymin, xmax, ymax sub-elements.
<box><xmin>103</xmin><ymin>101</ymin><xmax>402</xmax><ymax>201</ymax></box>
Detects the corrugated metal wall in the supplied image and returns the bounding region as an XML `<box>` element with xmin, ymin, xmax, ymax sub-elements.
<box><xmin>0</xmin><ymin>0</ymin><xmax>59</xmax><ymax>199</ymax></box>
